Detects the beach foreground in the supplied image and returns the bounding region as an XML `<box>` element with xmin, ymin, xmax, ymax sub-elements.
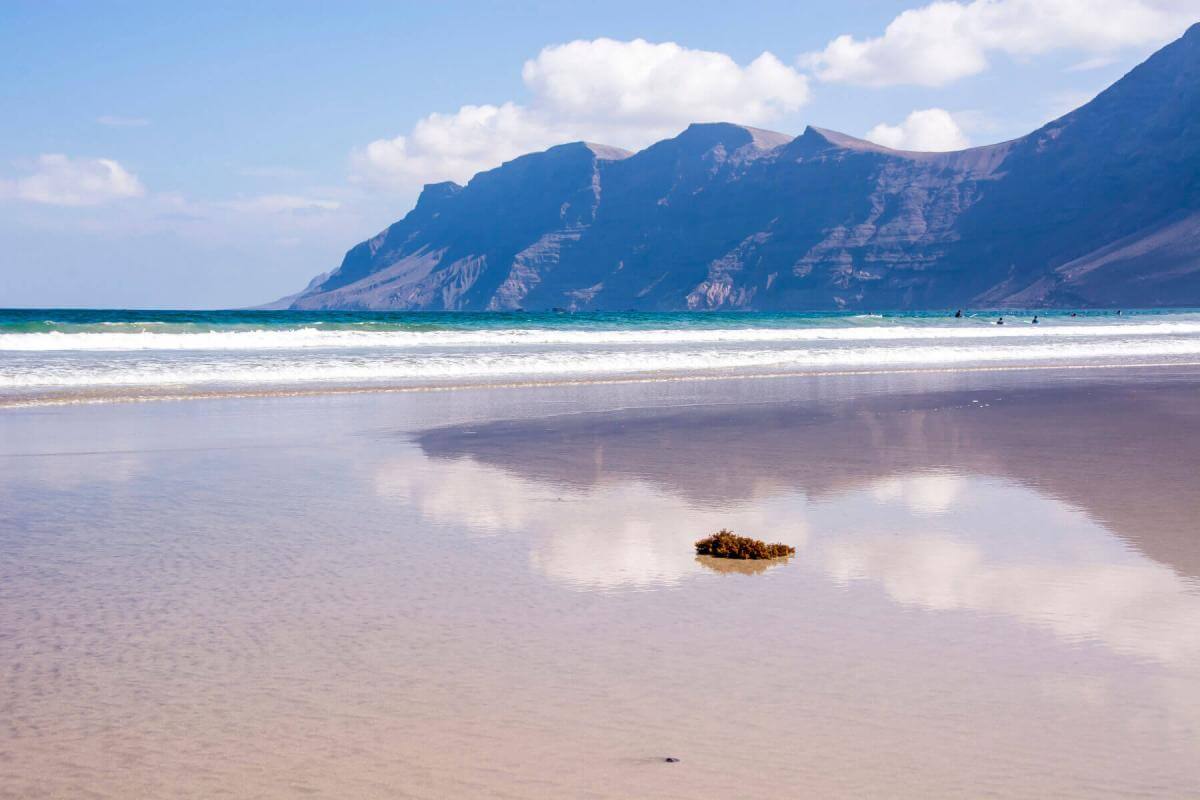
<box><xmin>3</xmin><ymin>366</ymin><xmax>1199</xmax><ymax>798</ymax></box>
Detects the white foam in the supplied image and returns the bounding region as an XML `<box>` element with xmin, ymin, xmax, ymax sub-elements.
<box><xmin>4</xmin><ymin>320</ymin><xmax>1200</xmax><ymax>351</ymax></box>
<box><xmin>4</xmin><ymin>337</ymin><xmax>1200</xmax><ymax>390</ymax></box>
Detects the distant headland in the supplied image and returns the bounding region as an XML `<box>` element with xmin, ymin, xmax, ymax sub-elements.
<box><xmin>274</xmin><ymin>24</ymin><xmax>1200</xmax><ymax>312</ymax></box>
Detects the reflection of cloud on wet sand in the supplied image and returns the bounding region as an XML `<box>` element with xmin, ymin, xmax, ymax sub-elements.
<box><xmin>4</xmin><ymin>451</ymin><xmax>146</xmax><ymax>491</ymax></box>
<box><xmin>383</xmin><ymin>440</ymin><xmax>1200</xmax><ymax>666</ymax></box>
<box><xmin>0</xmin><ymin>451</ymin><xmax>148</xmax><ymax>532</ymax></box>
<box><xmin>375</xmin><ymin>450</ymin><xmax>807</xmax><ymax>589</ymax></box>
<box><xmin>822</xmin><ymin>528</ymin><xmax>1200</xmax><ymax>666</ymax></box>
<box><xmin>376</xmin><ymin>452</ymin><xmax>551</xmax><ymax>533</ymax></box>
<box><xmin>416</xmin><ymin>383</ymin><xmax>1200</xmax><ymax>579</ymax></box>
<box><xmin>404</xmin><ymin>383</ymin><xmax>1200</xmax><ymax>664</ymax></box>
<box><xmin>870</xmin><ymin>474</ymin><xmax>964</xmax><ymax>514</ymax></box>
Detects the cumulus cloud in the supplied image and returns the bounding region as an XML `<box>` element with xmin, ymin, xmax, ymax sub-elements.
<box><xmin>357</xmin><ymin>102</ymin><xmax>559</xmax><ymax>191</ymax></box>
<box><xmin>522</xmin><ymin>39</ymin><xmax>809</xmax><ymax>129</ymax></box>
<box><xmin>355</xmin><ymin>38</ymin><xmax>810</xmax><ymax>189</ymax></box>
<box><xmin>865</xmin><ymin>108</ymin><xmax>970</xmax><ymax>151</ymax></box>
<box><xmin>803</xmin><ymin>0</ymin><xmax>1194</xmax><ymax>86</ymax></box>
<box><xmin>1</xmin><ymin>154</ymin><xmax>145</xmax><ymax>206</ymax></box>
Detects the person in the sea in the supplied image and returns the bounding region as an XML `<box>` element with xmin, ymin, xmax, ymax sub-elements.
<box><xmin>954</xmin><ymin>309</ymin><xmax>963</xmax><ymax>318</ymax></box>
<box><xmin>997</xmin><ymin>316</ymin><xmax>1004</xmax><ymax>325</ymax></box>
<box><xmin>1032</xmin><ymin>315</ymin><xmax>1039</xmax><ymax>324</ymax></box>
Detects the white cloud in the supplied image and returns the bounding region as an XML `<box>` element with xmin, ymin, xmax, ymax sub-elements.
<box><xmin>805</xmin><ymin>3</ymin><xmax>985</xmax><ymax>87</ymax></box>
<box><xmin>356</xmin><ymin>102</ymin><xmax>558</xmax><ymax>191</ymax></box>
<box><xmin>522</xmin><ymin>39</ymin><xmax>809</xmax><ymax>129</ymax></box>
<box><xmin>866</xmin><ymin>108</ymin><xmax>971</xmax><ymax>151</ymax></box>
<box><xmin>355</xmin><ymin>38</ymin><xmax>810</xmax><ymax>190</ymax></box>
<box><xmin>1067</xmin><ymin>55</ymin><xmax>1121</xmax><ymax>71</ymax></box>
<box><xmin>803</xmin><ymin>0</ymin><xmax>1194</xmax><ymax>87</ymax></box>
<box><xmin>1</xmin><ymin>154</ymin><xmax>145</xmax><ymax>206</ymax></box>
<box><xmin>96</xmin><ymin>115</ymin><xmax>150</xmax><ymax>127</ymax></box>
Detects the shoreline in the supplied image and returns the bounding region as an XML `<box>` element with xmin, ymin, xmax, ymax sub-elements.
<box><xmin>6</xmin><ymin>357</ymin><xmax>1200</xmax><ymax>410</ymax></box>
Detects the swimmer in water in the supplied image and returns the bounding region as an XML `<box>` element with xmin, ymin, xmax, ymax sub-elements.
<box><xmin>1032</xmin><ymin>315</ymin><xmax>1039</xmax><ymax>324</ymax></box>
<box><xmin>997</xmin><ymin>316</ymin><xmax>1004</xmax><ymax>325</ymax></box>
<box><xmin>954</xmin><ymin>309</ymin><xmax>962</xmax><ymax>318</ymax></box>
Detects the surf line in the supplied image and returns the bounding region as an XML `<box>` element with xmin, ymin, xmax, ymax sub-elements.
<box><xmin>4</xmin><ymin>359</ymin><xmax>1200</xmax><ymax>409</ymax></box>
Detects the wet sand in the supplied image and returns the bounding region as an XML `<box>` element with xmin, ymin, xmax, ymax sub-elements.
<box><xmin>2</xmin><ymin>366</ymin><xmax>1199</xmax><ymax>798</ymax></box>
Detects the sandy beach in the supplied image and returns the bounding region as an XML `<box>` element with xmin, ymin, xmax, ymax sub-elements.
<box><xmin>8</xmin><ymin>5</ymin><xmax>1200</xmax><ymax>797</ymax></box>
<box><xmin>3</xmin><ymin>365</ymin><xmax>1200</xmax><ymax>798</ymax></box>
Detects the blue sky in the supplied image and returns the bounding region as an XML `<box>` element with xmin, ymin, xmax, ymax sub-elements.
<box><xmin>1</xmin><ymin>0</ymin><xmax>1194</xmax><ymax>308</ymax></box>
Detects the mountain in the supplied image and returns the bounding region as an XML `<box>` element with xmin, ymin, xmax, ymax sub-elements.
<box><xmin>281</xmin><ymin>24</ymin><xmax>1200</xmax><ymax>311</ymax></box>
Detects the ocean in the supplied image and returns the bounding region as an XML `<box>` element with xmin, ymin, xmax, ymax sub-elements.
<box><xmin>4</xmin><ymin>308</ymin><xmax>1200</xmax><ymax>405</ymax></box>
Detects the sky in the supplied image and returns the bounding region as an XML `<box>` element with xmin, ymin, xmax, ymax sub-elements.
<box><xmin>1</xmin><ymin>0</ymin><xmax>1196</xmax><ymax>308</ymax></box>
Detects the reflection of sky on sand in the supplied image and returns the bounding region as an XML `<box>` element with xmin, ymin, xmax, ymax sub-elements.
<box><xmin>3</xmin><ymin>450</ymin><xmax>146</xmax><ymax>490</ymax></box>
<box><xmin>821</xmin><ymin>479</ymin><xmax>1200</xmax><ymax>666</ymax></box>
<box><xmin>6</xmin><ymin>380</ymin><xmax>1200</xmax><ymax>799</ymax></box>
<box><xmin>417</xmin><ymin>382</ymin><xmax>1200</xmax><ymax>578</ymax></box>
<box><xmin>870</xmin><ymin>473</ymin><xmax>964</xmax><ymax>514</ymax></box>
<box><xmin>376</xmin><ymin>451</ymin><xmax>809</xmax><ymax>589</ymax></box>
<box><xmin>406</xmin><ymin>385</ymin><xmax>1200</xmax><ymax>667</ymax></box>
<box><xmin>381</xmin><ymin>448</ymin><xmax>1200</xmax><ymax>665</ymax></box>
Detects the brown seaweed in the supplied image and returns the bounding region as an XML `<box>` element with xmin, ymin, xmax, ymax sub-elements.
<box><xmin>694</xmin><ymin>529</ymin><xmax>795</xmax><ymax>560</ymax></box>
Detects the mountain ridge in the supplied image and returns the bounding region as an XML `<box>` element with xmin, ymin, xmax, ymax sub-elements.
<box><xmin>280</xmin><ymin>23</ymin><xmax>1200</xmax><ymax>311</ymax></box>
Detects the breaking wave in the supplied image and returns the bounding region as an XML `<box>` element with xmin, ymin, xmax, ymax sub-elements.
<box><xmin>4</xmin><ymin>309</ymin><xmax>1200</xmax><ymax>403</ymax></box>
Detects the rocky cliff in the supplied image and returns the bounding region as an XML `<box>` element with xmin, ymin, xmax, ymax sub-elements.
<box><xmin>283</xmin><ymin>24</ymin><xmax>1200</xmax><ymax>311</ymax></box>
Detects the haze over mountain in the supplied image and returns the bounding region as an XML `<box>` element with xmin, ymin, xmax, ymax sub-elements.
<box><xmin>280</xmin><ymin>24</ymin><xmax>1200</xmax><ymax>311</ymax></box>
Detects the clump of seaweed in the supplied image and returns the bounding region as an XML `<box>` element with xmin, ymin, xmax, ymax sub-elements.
<box><xmin>694</xmin><ymin>529</ymin><xmax>795</xmax><ymax>560</ymax></box>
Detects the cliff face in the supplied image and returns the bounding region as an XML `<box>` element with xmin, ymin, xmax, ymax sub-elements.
<box><xmin>285</xmin><ymin>24</ymin><xmax>1200</xmax><ymax>311</ymax></box>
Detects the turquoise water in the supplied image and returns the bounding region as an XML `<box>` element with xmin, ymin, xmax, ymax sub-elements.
<box><xmin>3</xmin><ymin>308</ymin><xmax>1200</xmax><ymax>404</ymax></box>
<box><xmin>0</xmin><ymin>307</ymin><xmax>1187</xmax><ymax>334</ymax></box>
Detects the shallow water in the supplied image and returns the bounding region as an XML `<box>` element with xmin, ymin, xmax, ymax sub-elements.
<box><xmin>5</xmin><ymin>308</ymin><xmax>1200</xmax><ymax>405</ymax></box>
<box><xmin>2</xmin><ymin>368</ymin><xmax>1199</xmax><ymax>798</ymax></box>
